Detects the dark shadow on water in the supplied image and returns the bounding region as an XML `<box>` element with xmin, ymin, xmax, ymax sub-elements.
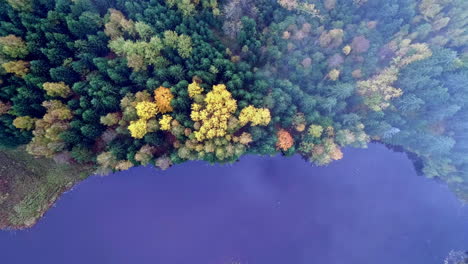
<box><xmin>0</xmin><ymin>144</ymin><xmax>467</xmax><ymax>264</ymax></box>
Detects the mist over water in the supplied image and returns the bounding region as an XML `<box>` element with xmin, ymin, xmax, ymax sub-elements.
<box><xmin>1</xmin><ymin>144</ymin><xmax>467</xmax><ymax>264</ymax></box>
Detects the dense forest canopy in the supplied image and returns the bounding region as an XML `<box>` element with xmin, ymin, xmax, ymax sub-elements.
<box><xmin>0</xmin><ymin>0</ymin><xmax>467</xmax><ymax>200</ymax></box>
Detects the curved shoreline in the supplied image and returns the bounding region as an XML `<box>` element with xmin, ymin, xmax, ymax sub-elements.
<box><xmin>0</xmin><ymin>147</ymin><xmax>91</xmax><ymax>230</ymax></box>
<box><xmin>0</xmin><ymin>141</ymin><xmax>456</xmax><ymax>230</ymax></box>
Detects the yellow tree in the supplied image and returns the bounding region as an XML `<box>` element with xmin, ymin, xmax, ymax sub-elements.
<box><xmin>308</xmin><ymin>125</ymin><xmax>324</xmax><ymax>138</ymax></box>
<box><xmin>115</xmin><ymin>160</ymin><xmax>134</xmax><ymax>171</ymax></box>
<box><xmin>188</xmin><ymin>81</ymin><xmax>204</xmax><ymax>98</ymax></box>
<box><xmin>128</xmin><ymin>119</ymin><xmax>147</xmax><ymax>139</ymax></box>
<box><xmin>2</xmin><ymin>60</ymin><xmax>29</xmax><ymax>77</ymax></box>
<box><xmin>397</xmin><ymin>43</ymin><xmax>433</xmax><ymax>67</ymax></box>
<box><xmin>238</xmin><ymin>132</ymin><xmax>253</xmax><ymax>145</ymax></box>
<box><xmin>0</xmin><ymin>35</ymin><xmax>28</xmax><ymax>59</ymax></box>
<box><xmin>42</xmin><ymin>82</ymin><xmax>72</xmax><ymax>98</ymax></box>
<box><xmin>135</xmin><ymin>101</ymin><xmax>158</xmax><ymax>120</ymax></box>
<box><xmin>191</xmin><ymin>84</ymin><xmax>237</xmax><ymax>142</ymax></box>
<box><xmin>159</xmin><ymin>114</ymin><xmax>172</xmax><ymax>131</ymax></box>
<box><xmin>356</xmin><ymin>41</ymin><xmax>431</xmax><ymax>111</ymax></box>
<box><xmin>154</xmin><ymin>86</ymin><xmax>174</xmax><ymax>113</ymax></box>
<box><xmin>100</xmin><ymin>113</ymin><xmax>121</xmax><ymax>126</ymax></box>
<box><xmin>357</xmin><ymin>66</ymin><xmax>401</xmax><ymax>111</ymax></box>
<box><xmin>328</xmin><ymin>69</ymin><xmax>340</xmax><ymax>81</ymax></box>
<box><xmin>13</xmin><ymin>116</ymin><xmax>35</xmax><ymax>130</ymax></box>
<box><xmin>26</xmin><ymin>101</ymin><xmax>72</xmax><ymax>158</ymax></box>
<box><xmin>356</xmin><ymin>42</ymin><xmax>431</xmax><ymax>110</ymax></box>
<box><xmin>342</xmin><ymin>45</ymin><xmax>352</xmax><ymax>55</ymax></box>
<box><xmin>239</xmin><ymin>105</ymin><xmax>271</xmax><ymax>126</ymax></box>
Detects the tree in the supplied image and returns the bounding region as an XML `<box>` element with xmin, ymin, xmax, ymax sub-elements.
<box><xmin>155</xmin><ymin>156</ymin><xmax>172</xmax><ymax>170</ymax></box>
<box><xmin>100</xmin><ymin>113</ymin><xmax>121</xmax><ymax>126</ymax></box>
<box><xmin>26</xmin><ymin>100</ymin><xmax>73</xmax><ymax>158</ymax></box>
<box><xmin>177</xmin><ymin>35</ymin><xmax>192</xmax><ymax>59</ymax></box>
<box><xmin>328</xmin><ymin>69</ymin><xmax>340</xmax><ymax>81</ymax></box>
<box><xmin>308</xmin><ymin>124</ymin><xmax>323</xmax><ymax>138</ymax></box>
<box><xmin>6</xmin><ymin>0</ymin><xmax>32</xmax><ymax>11</ymax></box>
<box><xmin>128</xmin><ymin>119</ymin><xmax>147</xmax><ymax>139</ymax></box>
<box><xmin>135</xmin><ymin>145</ymin><xmax>155</xmax><ymax>165</ymax></box>
<box><xmin>104</xmin><ymin>9</ymin><xmax>136</xmax><ymax>40</ymax></box>
<box><xmin>276</xmin><ymin>129</ymin><xmax>294</xmax><ymax>151</ymax></box>
<box><xmin>342</xmin><ymin>45</ymin><xmax>352</xmax><ymax>56</ymax></box>
<box><xmin>159</xmin><ymin>114</ymin><xmax>172</xmax><ymax>131</ymax></box>
<box><xmin>0</xmin><ymin>35</ymin><xmax>28</xmax><ymax>59</ymax></box>
<box><xmin>135</xmin><ymin>101</ymin><xmax>158</xmax><ymax>120</ymax></box>
<box><xmin>0</xmin><ymin>101</ymin><xmax>12</xmax><ymax>115</ymax></box>
<box><xmin>163</xmin><ymin>31</ymin><xmax>193</xmax><ymax>58</ymax></box>
<box><xmin>12</xmin><ymin>116</ymin><xmax>35</xmax><ymax>130</ymax></box>
<box><xmin>135</xmin><ymin>22</ymin><xmax>154</xmax><ymax>40</ymax></box>
<box><xmin>42</xmin><ymin>82</ymin><xmax>72</xmax><ymax>98</ymax></box>
<box><xmin>351</xmin><ymin>36</ymin><xmax>370</xmax><ymax>53</ymax></box>
<box><xmin>71</xmin><ymin>145</ymin><xmax>94</xmax><ymax>163</ymax></box>
<box><xmin>108</xmin><ymin>36</ymin><xmax>165</xmax><ymax>71</ymax></box>
<box><xmin>292</xmin><ymin>113</ymin><xmax>306</xmax><ymax>132</ymax></box>
<box><xmin>319</xmin><ymin>29</ymin><xmax>344</xmax><ymax>49</ymax></box>
<box><xmin>222</xmin><ymin>0</ymin><xmax>257</xmax><ymax>39</ymax></box>
<box><xmin>238</xmin><ymin>105</ymin><xmax>271</xmax><ymax>126</ymax></box>
<box><xmin>154</xmin><ymin>86</ymin><xmax>174</xmax><ymax>113</ymax></box>
<box><xmin>418</xmin><ymin>0</ymin><xmax>443</xmax><ymax>20</ymax></box>
<box><xmin>188</xmin><ymin>81</ymin><xmax>203</xmax><ymax>98</ymax></box>
<box><xmin>2</xmin><ymin>60</ymin><xmax>29</xmax><ymax>77</ymax></box>
<box><xmin>191</xmin><ymin>84</ymin><xmax>237</xmax><ymax>142</ymax></box>
<box><xmin>238</xmin><ymin>132</ymin><xmax>253</xmax><ymax>145</ymax></box>
<box><xmin>165</xmin><ymin>0</ymin><xmax>220</xmax><ymax>16</ymax></box>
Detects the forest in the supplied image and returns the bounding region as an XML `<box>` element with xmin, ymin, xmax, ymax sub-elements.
<box><xmin>0</xmin><ymin>0</ymin><xmax>467</xmax><ymax>205</ymax></box>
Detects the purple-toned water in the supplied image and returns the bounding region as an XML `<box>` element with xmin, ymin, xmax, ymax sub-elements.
<box><xmin>1</xmin><ymin>144</ymin><xmax>467</xmax><ymax>264</ymax></box>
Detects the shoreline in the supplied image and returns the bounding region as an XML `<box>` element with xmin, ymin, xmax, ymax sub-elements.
<box><xmin>0</xmin><ymin>142</ymin><xmax>454</xmax><ymax>230</ymax></box>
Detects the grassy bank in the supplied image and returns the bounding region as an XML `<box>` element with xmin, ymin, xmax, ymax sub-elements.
<box><xmin>0</xmin><ymin>147</ymin><xmax>92</xmax><ymax>229</ymax></box>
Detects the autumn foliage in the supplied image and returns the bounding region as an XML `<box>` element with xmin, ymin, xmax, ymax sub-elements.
<box><xmin>159</xmin><ymin>114</ymin><xmax>172</xmax><ymax>131</ymax></box>
<box><xmin>136</xmin><ymin>101</ymin><xmax>158</xmax><ymax>120</ymax></box>
<box><xmin>13</xmin><ymin>116</ymin><xmax>35</xmax><ymax>130</ymax></box>
<box><xmin>154</xmin><ymin>86</ymin><xmax>174</xmax><ymax>113</ymax></box>
<box><xmin>1</xmin><ymin>0</ymin><xmax>467</xmax><ymax>205</ymax></box>
<box><xmin>26</xmin><ymin>101</ymin><xmax>73</xmax><ymax>157</ymax></box>
<box><xmin>276</xmin><ymin>129</ymin><xmax>294</xmax><ymax>151</ymax></box>
<box><xmin>191</xmin><ymin>84</ymin><xmax>237</xmax><ymax>141</ymax></box>
<box><xmin>2</xmin><ymin>60</ymin><xmax>29</xmax><ymax>77</ymax></box>
<box><xmin>42</xmin><ymin>82</ymin><xmax>72</xmax><ymax>98</ymax></box>
<box><xmin>239</xmin><ymin>105</ymin><xmax>271</xmax><ymax>126</ymax></box>
<box><xmin>0</xmin><ymin>35</ymin><xmax>28</xmax><ymax>58</ymax></box>
<box><xmin>188</xmin><ymin>81</ymin><xmax>204</xmax><ymax>98</ymax></box>
<box><xmin>128</xmin><ymin>119</ymin><xmax>147</xmax><ymax>139</ymax></box>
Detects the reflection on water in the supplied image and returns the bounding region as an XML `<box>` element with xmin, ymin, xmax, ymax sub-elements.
<box><xmin>0</xmin><ymin>144</ymin><xmax>467</xmax><ymax>264</ymax></box>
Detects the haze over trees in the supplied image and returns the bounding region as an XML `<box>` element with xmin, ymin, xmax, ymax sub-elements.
<box><xmin>0</xmin><ymin>0</ymin><xmax>467</xmax><ymax>201</ymax></box>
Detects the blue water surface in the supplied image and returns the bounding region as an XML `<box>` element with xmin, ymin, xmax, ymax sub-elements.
<box><xmin>0</xmin><ymin>144</ymin><xmax>467</xmax><ymax>264</ymax></box>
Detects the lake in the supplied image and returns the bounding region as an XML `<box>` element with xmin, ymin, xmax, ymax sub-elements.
<box><xmin>0</xmin><ymin>144</ymin><xmax>467</xmax><ymax>264</ymax></box>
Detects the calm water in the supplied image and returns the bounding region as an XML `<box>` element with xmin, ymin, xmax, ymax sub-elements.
<box><xmin>0</xmin><ymin>144</ymin><xmax>467</xmax><ymax>264</ymax></box>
